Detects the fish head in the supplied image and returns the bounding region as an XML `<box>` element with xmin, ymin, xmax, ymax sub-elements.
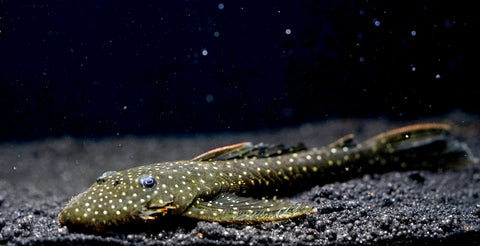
<box><xmin>57</xmin><ymin>164</ymin><xmax>180</xmax><ymax>232</ymax></box>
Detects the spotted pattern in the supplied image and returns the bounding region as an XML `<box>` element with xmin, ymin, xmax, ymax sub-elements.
<box><xmin>57</xmin><ymin>123</ymin><xmax>471</xmax><ymax>232</ymax></box>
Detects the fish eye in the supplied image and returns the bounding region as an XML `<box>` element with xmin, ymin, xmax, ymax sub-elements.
<box><xmin>96</xmin><ymin>170</ymin><xmax>116</xmax><ymax>184</ymax></box>
<box><xmin>137</xmin><ymin>174</ymin><xmax>156</xmax><ymax>188</ymax></box>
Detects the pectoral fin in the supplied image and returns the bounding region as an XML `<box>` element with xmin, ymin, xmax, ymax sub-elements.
<box><xmin>182</xmin><ymin>193</ymin><xmax>315</xmax><ymax>223</ymax></box>
<box><xmin>139</xmin><ymin>200</ymin><xmax>176</xmax><ymax>220</ymax></box>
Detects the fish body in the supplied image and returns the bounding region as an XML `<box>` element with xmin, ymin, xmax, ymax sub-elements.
<box><xmin>57</xmin><ymin>124</ymin><xmax>472</xmax><ymax>232</ymax></box>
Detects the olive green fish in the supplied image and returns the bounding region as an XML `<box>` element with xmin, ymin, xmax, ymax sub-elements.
<box><xmin>57</xmin><ymin>123</ymin><xmax>473</xmax><ymax>232</ymax></box>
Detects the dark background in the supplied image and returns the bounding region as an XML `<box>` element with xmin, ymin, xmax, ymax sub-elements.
<box><xmin>1</xmin><ymin>0</ymin><xmax>478</xmax><ymax>141</ymax></box>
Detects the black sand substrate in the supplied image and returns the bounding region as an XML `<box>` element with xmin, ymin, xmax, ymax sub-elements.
<box><xmin>1</xmin><ymin>112</ymin><xmax>480</xmax><ymax>245</ymax></box>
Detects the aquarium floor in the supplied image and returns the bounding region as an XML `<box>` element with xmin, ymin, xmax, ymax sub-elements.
<box><xmin>1</xmin><ymin>112</ymin><xmax>480</xmax><ymax>245</ymax></box>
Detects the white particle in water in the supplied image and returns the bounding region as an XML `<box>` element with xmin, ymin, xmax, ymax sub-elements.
<box><xmin>435</xmin><ymin>74</ymin><xmax>441</xmax><ymax>79</ymax></box>
<box><xmin>205</xmin><ymin>94</ymin><xmax>214</xmax><ymax>103</ymax></box>
<box><xmin>218</xmin><ymin>3</ymin><xmax>224</xmax><ymax>10</ymax></box>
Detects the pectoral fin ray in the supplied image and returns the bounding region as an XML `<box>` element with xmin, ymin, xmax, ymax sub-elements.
<box><xmin>182</xmin><ymin>193</ymin><xmax>315</xmax><ymax>223</ymax></box>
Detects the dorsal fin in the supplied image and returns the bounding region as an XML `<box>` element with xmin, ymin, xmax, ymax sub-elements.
<box><xmin>192</xmin><ymin>142</ymin><xmax>307</xmax><ymax>161</ymax></box>
<box><xmin>327</xmin><ymin>133</ymin><xmax>356</xmax><ymax>148</ymax></box>
<box><xmin>192</xmin><ymin>142</ymin><xmax>252</xmax><ymax>161</ymax></box>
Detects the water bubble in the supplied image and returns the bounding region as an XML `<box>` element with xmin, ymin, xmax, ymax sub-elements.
<box><xmin>285</xmin><ymin>29</ymin><xmax>291</xmax><ymax>35</ymax></box>
<box><xmin>214</xmin><ymin>31</ymin><xmax>220</xmax><ymax>37</ymax></box>
<box><xmin>218</xmin><ymin>3</ymin><xmax>224</xmax><ymax>10</ymax></box>
<box><xmin>373</xmin><ymin>18</ymin><xmax>381</xmax><ymax>27</ymax></box>
<box><xmin>411</xmin><ymin>30</ymin><xmax>416</xmax><ymax>36</ymax></box>
<box><xmin>359</xmin><ymin>57</ymin><xmax>364</xmax><ymax>62</ymax></box>
<box><xmin>201</xmin><ymin>49</ymin><xmax>208</xmax><ymax>56</ymax></box>
<box><xmin>411</xmin><ymin>66</ymin><xmax>416</xmax><ymax>72</ymax></box>
<box><xmin>443</xmin><ymin>18</ymin><xmax>454</xmax><ymax>29</ymax></box>
<box><xmin>205</xmin><ymin>94</ymin><xmax>214</xmax><ymax>103</ymax></box>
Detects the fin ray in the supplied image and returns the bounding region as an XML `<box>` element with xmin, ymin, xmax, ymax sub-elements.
<box><xmin>363</xmin><ymin>123</ymin><xmax>472</xmax><ymax>169</ymax></box>
<box><xmin>182</xmin><ymin>193</ymin><xmax>315</xmax><ymax>223</ymax></box>
<box><xmin>328</xmin><ymin>133</ymin><xmax>356</xmax><ymax>148</ymax></box>
<box><xmin>192</xmin><ymin>142</ymin><xmax>307</xmax><ymax>161</ymax></box>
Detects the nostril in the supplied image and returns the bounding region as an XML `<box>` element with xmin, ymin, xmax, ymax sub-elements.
<box><xmin>96</xmin><ymin>171</ymin><xmax>117</xmax><ymax>184</ymax></box>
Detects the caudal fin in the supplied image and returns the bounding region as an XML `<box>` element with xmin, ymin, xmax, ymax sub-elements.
<box><xmin>361</xmin><ymin>123</ymin><xmax>474</xmax><ymax>171</ymax></box>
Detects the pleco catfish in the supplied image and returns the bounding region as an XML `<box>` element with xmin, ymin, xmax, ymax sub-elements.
<box><xmin>58</xmin><ymin>123</ymin><xmax>473</xmax><ymax>232</ymax></box>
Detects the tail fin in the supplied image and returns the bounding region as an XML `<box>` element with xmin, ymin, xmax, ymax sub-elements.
<box><xmin>361</xmin><ymin>123</ymin><xmax>474</xmax><ymax>171</ymax></box>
